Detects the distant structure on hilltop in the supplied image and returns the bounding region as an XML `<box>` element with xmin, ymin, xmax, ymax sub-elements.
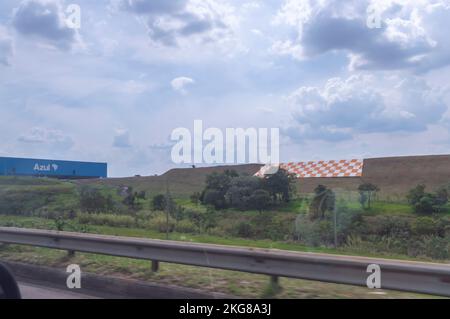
<box><xmin>255</xmin><ymin>159</ymin><xmax>364</xmax><ymax>178</ymax></box>
<box><xmin>0</xmin><ymin>156</ymin><xmax>107</xmax><ymax>179</ymax></box>
<box><xmin>255</xmin><ymin>155</ymin><xmax>450</xmax><ymax>197</ymax></box>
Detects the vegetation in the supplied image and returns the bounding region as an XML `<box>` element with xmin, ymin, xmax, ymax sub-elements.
<box><xmin>407</xmin><ymin>184</ymin><xmax>448</xmax><ymax>215</ymax></box>
<box><xmin>358</xmin><ymin>183</ymin><xmax>379</xmax><ymax>209</ymax></box>
<box><xmin>200</xmin><ymin>169</ymin><xmax>295</xmax><ymax>211</ymax></box>
<box><xmin>1</xmin><ymin>164</ymin><xmax>450</xmax><ymax>298</ymax></box>
<box><xmin>0</xmin><ymin>176</ymin><xmax>449</xmax><ymax>263</ymax></box>
<box><xmin>79</xmin><ymin>186</ymin><xmax>115</xmax><ymax>213</ymax></box>
<box><xmin>308</xmin><ymin>185</ymin><xmax>335</xmax><ymax>220</ymax></box>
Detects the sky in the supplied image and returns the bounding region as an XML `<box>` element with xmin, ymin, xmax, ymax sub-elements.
<box><xmin>1</xmin><ymin>0</ymin><xmax>450</xmax><ymax>177</ymax></box>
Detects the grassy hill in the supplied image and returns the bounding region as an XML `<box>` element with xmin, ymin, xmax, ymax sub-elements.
<box><xmin>76</xmin><ymin>155</ymin><xmax>450</xmax><ymax>201</ymax></box>
<box><xmin>79</xmin><ymin>164</ymin><xmax>263</xmax><ymax>199</ymax></box>
<box><xmin>0</xmin><ymin>177</ymin><xmax>79</xmax><ymax>215</ymax></box>
<box><xmin>2</xmin><ymin>154</ymin><xmax>450</xmax><ymax>212</ymax></box>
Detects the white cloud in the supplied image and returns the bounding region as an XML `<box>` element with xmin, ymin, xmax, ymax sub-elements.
<box><xmin>18</xmin><ymin>127</ymin><xmax>74</xmax><ymax>150</ymax></box>
<box><xmin>12</xmin><ymin>0</ymin><xmax>79</xmax><ymax>50</ymax></box>
<box><xmin>118</xmin><ymin>0</ymin><xmax>237</xmax><ymax>47</ymax></box>
<box><xmin>0</xmin><ymin>26</ymin><xmax>13</xmax><ymax>66</ymax></box>
<box><xmin>120</xmin><ymin>80</ymin><xmax>151</xmax><ymax>95</ymax></box>
<box><xmin>113</xmin><ymin>129</ymin><xmax>132</xmax><ymax>148</ymax></box>
<box><xmin>272</xmin><ymin>0</ymin><xmax>450</xmax><ymax>72</ymax></box>
<box><xmin>171</xmin><ymin>76</ymin><xmax>195</xmax><ymax>94</ymax></box>
<box><xmin>286</xmin><ymin>74</ymin><xmax>448</xmax><ymax>142</ymax></box>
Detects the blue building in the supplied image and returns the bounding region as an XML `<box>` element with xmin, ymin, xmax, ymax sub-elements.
<box><xmin>0</xmin><ymin>157</ymin><xmax>107</xmax><ymax>179</ymax></box>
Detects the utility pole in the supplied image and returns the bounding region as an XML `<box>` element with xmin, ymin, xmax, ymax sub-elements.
<box><xmin>333</xmin><ymin>205</ymin><xmax>338</xmax><ymax>249</ymax></box>
<box><xmin>165</xmin><ymin>177</ymin><xmax>170</xmax><ymax>240</ymax></box>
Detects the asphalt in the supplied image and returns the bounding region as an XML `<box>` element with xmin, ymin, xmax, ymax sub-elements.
<box><xmin>19</xmin><ymin>282</ymin><xmax>99</xmax><ymax>299</ymax></box>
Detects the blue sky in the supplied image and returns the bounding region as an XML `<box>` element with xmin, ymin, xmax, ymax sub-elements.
<box><xmin>1</xmin><ymin>0</ymin><xmax>450</xmax><ymax>177</ymax></box>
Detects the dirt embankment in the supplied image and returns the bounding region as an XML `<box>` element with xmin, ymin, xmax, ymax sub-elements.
<box><xmin>296</xmin><ymin>155</ymin><xmax>450</xmax><ymax>199</ymax></box>
<box><xmin>82</xmin><ymin>155</ymin><xmax>450</xmax><ymax>200</ymax></box>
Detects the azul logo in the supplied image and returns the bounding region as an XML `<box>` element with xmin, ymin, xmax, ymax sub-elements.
<box><xmin>33</xmin><ymin>163</ymin><xmax>59</xmax><ymax>172</ymax></box>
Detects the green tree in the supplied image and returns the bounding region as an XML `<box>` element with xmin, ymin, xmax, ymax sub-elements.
<box><xmin>152</xmin><ymin>194</ymin><xmax>166</xmax><ymax>211</ymax></box>
<box><xmin>248</xmin><ymin>189</ymin><xmax>271</xmax><ymax>213</ymax></box>
<box><xmin>190</xmin><ymin>192</ymin><xmax>201</xmax><ymax>205</ymax></box>
<box><xmin>263</xmin><ymin>169</ymin><xmax>295</xmax><ymax>203</ymax></box>
<box><xmin>203</xmin><ymin>189</ymin><xmax>227</xmax><ymax>209</ymax></box>
<box><xmin>414</xmin><ymin>194</ymin><xmax>436</xmax><ymax>215</ymax></box>
<box><xmin>225</xmin><ymin>176</ymin><xmax>262</xmax><ymax>210</ymax></box>
<box><xmin>309</xmin><ymin>185</ymin><xmax>335</xmax><ymax>220</ymax></box>
<box><xmin>434</xmin><ymin>187</ymin><xmax>448</xmax><ymax>212</ymax></box>
<box><xmin>205</xmin><ymin>172</ymin><xmax>233</xmax><ymax>193</ymax></box>
<box><xmin>407</xmin><ymin>184</ymin><xmax>426</xmax><ymax>206</ymax></box>
<box><xmin>137</xmin><ymin>191</ymin><xmax>146</xmax><ymax>200</ymax></box>
<box><xmin>358</xmin><ymin>183</ymin><xmax>379</xmax><ymax>209</ymax></box>
<box><xmin>407</xmin><ymin>184</ymin><xmax>448</xmax><ymax>215</ymax></box>
<box><xmin>164</xmin><ymin>190</ymin><xmax>176</xmax><ymax>239</ymax></box>
<box><xmin>123</xmin><ymin>187</ymin><xmax>143</xmax><ymax>211</ymax></box>
<box><xmin>79</xmin><ymin>186</ymin><xmax>112</xmax><ymax>213</ymax></box>
<box><xmin>200</xmin><ymin>171</ymin><xmax>236</xmax><ymax>209</ymax></box>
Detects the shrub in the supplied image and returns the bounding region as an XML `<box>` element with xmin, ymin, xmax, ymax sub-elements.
<box><xmin>414</xmin><ymin>194</ymin><xmax>436</xmax><ymax>215</ymax></box>
<box><xmin>183</xmin><ymin>209</ymin><xmax>217</xmax><ymax>232</ymax></box>
<box><xmin>203</xmin><ymin>190</ymin><xmax>227</xmax><ymax>210</ymax></box>
<box><xmin>364</xmin><ymin>216</ymin><xmax>411</xmax><ymax>239</ymax></box>
<box><xmin>248</xmin><ymin>189</ymin><xmax>271</xmax><ymax>213</ymax></box>
<box><xmin>175</xmin><ymin>220</ymin><xmax>197</xmax><ymax>234</ymax></box>
<box><xmin>358</xmin><ymin>183</ymin><xmax>379</xmax><ymax>209</ymax></box>
<box><xmin>190</xmin><ymin>192</ymin><xmax>201</xmax><ymax>205</ymax></box>
<box><xmin>408</xmin><ymin>236</ymin><xmax>449</xmax><ymax>260</ymax></box>
<box><xmin>78</xmin><ymin>213</ymin><xmax>135</xmax><ymax>228</ymax></box>
<box><xmin>295</xmin><ymin>214</ymin><xmax>334</xmax><ymax>246</ymax></box>
<box><xmin>146</xmin><ymin>216</ymin><xmax>175</xmax><ymax>233</ymax></box>
<box><xmin>309</xmin><ymin>185</ymin><xmax>335</xmax><ymax>220</ymax></box>
<box><xmin>407</xmin><ymin>184</ymin><xmax>448</xmax><ymax>215</ymax></box>
<box><xmin>79</xmin><ymin>186</ymin><xmax>115</xmax><ymax>213</ymax></box>
<box><xmin>135</xmin><ymin>210</ymin><xmax>155</xmax><ymax>221</ymax></box>
<box><xmin>412</xmin><ymin>217</ymin><xmax>438</xmax><ymax>236</ymax></box>
<box><xmin>345</xmin><ymin>235</ymin><xmax>408</xmax><ymax>256</ymax></box>
<box><xmin>152</xmin><ymin>194</ymin><xmax>166</xmax><ymax>211</ymax></box>
<box><xmin>235</xmin><ymin>222</ymin><xmax>254</xmax><ymax>238</ymax></box>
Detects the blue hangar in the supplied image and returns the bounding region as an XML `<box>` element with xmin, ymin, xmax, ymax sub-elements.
<box><xmin>0</xmin><ymin>157</ymin><xmax>107</xmax><ymax>179</ymax></box>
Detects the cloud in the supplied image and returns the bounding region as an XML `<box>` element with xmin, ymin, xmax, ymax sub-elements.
<box><xmin>0</xmin><ymin>26</ymin><xmax>13</xmax><ymax>66</ymax></box>
<box><xmin>272</xmin><ymin>0</ymin><xmax>450</xmax><ymax>72</ymax></box>
<box><xmin>18</xmin><ymin>127</ymin><xmax>74</xmax><ymax>150</ymax></box>
<box><xmin>286</xmin><ymin>74</ymin><xmax>448</xmax><ymax>142</ymax></box>
<box><xmin>12</xmin><ymin>0</ymin><xmax>78</xmax><ymax>50</ymax></box>
<box><xmin>113</xmin><ymin>129</ymin><xmax>132</xmax><ymax>148</ymax></box>
<box><xmin>120</xmin><ymin>80</ymin><xmax>151</xmax><ymax>95</ymax></box>
<box><xmin>171</xmin><ymin>76</ymin><xmax>195</xmax><ymax>94</ymax></box>
<box><xmin>118</xmin><ymin>0</ymin><xmax>236</xmax><ymax>47</ymax></box>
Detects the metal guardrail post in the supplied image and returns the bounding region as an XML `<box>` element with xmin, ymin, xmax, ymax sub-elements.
<box><xmin>271</xmin><ymin>275</ymin><xmax>279</xmax><ymax>286</ymax></box>
<box><xmin>151</xmin><ymin>260</ymin><xmax>160</xmax><ymax>273</ymax></box>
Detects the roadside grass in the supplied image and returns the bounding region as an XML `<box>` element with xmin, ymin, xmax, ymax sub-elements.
<box><xmin>364</xmin><ymin>202</ymin><xmax>413</xmax><ymax>215</ymax></box>
<box><xmin>0</xmin><ymin>176</ymin><xmax>66</xmax><ymax>186</ymax></box>
<box><xmin>0</xmin><ymin>245</ymin><xmax>440</xmax><ymax>299</ymax></box>
<box><xmin>0</xmin><ymin>215</ymin><xmax>445</xmax><ymax>263</ymax></box>
<box><xmin>0</xmin><ymin>176</ymin><xmax>448</xmax><ymax>298</ymax></box>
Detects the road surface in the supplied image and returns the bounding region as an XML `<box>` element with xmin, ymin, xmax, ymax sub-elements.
<box><xmin>19</xmin><ymin>282</ymin><xmax>99</xmax><ymax>299</ymax></box>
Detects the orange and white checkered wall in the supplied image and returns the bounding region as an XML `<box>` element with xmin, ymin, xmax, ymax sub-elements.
<box><xmin>255</xmin><ymin>159</ymin><xmax>364</xmax><ymax>178</ymax></box>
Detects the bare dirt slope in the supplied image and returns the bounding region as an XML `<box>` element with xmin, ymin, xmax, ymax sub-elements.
<box><xmin>362</xmin><ymin>155</ymin><xmax>450</xmax><ymax>198</ymax></box>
